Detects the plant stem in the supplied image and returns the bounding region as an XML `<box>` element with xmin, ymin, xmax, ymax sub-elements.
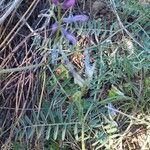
<box><xmin>55</xmin><ymin>4</ymin><xmax>62</xmax><ymax>42</ymax></box>
<box><xmin>81</xmin><ymin>119</ymin><xmax>86</xmax><ymax>150</ymax></box>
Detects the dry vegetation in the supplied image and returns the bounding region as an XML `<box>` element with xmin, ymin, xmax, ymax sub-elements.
<box><xmin>0</xmin><ymin>0</ymin><xmax>150</xmax><ymax>149</ymax></box>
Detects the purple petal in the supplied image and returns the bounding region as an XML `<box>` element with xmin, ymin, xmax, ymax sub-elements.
<box><xmin>63</xmin><ymin>15</ymin><xmax>89</xmax><ymax>23</ymax></box>
<box><xmin>73</xmin><ymin>15</ymin><xmax>89</xmax><ymax>22</ymax></box>
<box><xmin>62</xmin><ymin>0</ymin><xmax>75</xmax><ymax>10</ymax></box>
<box><xmin>52</xmin><ymin>0</ymin><xmax>59</xmax><ymax>5</ymax></box>
<box><xmin>61</xmin><ymin>28</ymin><xmax>77</xmax><ymax>45</ymax></box>
<box><xmin>108</xmin><ymin>103</ymin><xmax>117</xmax><ymax>117</ymax></box>
<box><xmin>51</xmin><ymin>22</ymin><xmax>58</xmax><ymax>35</ymax></box>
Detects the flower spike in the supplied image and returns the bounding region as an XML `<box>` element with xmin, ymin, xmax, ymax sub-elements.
<box><xmin>62</xmin><ymin>0</ymin><xmax>76</xmax><ymax>10</ymax></box>
<box><xmin>61</xmin><ymin>28</ymin><xmax>77</xmax><ymax>45</ymax></box>
<box><xmin>52</xmin><ymin>0</ymin><xmax>59</xmax><ymax>5</ymax></box>
<box><xmin>51</xmin><ymin>22</ymin><xmax>58</xmax><ymax>35</ymax></box>
<box><xmin>63</xmin><ymin>15</ymin><xmax>89</xmax><ymax>23</ymax></box>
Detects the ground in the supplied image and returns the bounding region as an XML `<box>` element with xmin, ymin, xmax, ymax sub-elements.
<box><xmin>0</xmin><ymin>0</ymin><xmax>150</xmax><ymax>149</ymax></box>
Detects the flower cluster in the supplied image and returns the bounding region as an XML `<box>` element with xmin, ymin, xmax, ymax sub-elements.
<box><xmin>51</xmin><ymin>0</ymin><xmax>89</xmax><ymax>45</ymax></box>
<box><xmin>52</xmin><ymin>0</ymin><xmax>75</xmax><ymax>10</ymax></box>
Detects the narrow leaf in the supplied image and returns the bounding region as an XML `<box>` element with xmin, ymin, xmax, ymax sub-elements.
<box><xmin>46</xmin><ymin>126</ymin><xmax>51</xmax><ymax>140</ymax></box>
<box><xmin>74</xmin><ymin>123</ymin><xmax>79</xmax><ymax>141</ymax></box>
<box><xmin>53</xmin><ymin>125</ymin><xmax>59</xmax><ymax>140</ymax></box>
<box><xmin>62</xmin><ymin>125</ymin><xmax>67</xmax><ymax>140</ymax></box>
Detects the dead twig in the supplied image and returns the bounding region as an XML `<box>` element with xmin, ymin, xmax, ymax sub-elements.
<box><xmin>0</xmin><ymin>0</ymin><xmax>23</xmax><ymax>25</ymax></box>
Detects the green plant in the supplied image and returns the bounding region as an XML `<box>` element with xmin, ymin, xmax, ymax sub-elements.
<box><xmin>1</xmin><ymin>0</ymin><xmax>150</xmax><ymax>149</ymax></box>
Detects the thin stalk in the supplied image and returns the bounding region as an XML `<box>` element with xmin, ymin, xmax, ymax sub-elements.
<box><xmin>81</xmin><ymin>119</ymin><xmax>86</xmax><ymax>150</ymax></box>
<box><xmin>37</xmin><ymin>69</ymin><xmax>46</xmax><ymax>117</ymax></box>
<box><xmin>55</xmin><ymin>4</ymin><xmax>62</xmax><ymax>42</ymax></box>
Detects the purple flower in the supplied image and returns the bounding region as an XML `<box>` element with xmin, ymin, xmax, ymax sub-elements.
<box><xmin>63</xmin><ymin>15</ymin><xmax>89</xmax><ymax>23</ymax></box>
<box><xmin>50</xmin><ymin>22</ymin><xmax>77</xmax><ymax>45</ymax></box>
<box><xmin>61</xmin><ymin>28</ymin><xmax>77</xmax><ymax>45</ymax></box>
<box><xmin>51</xmin><ymin>22</ymin><xmax>58</xmax><ymax>35</ymax></box>
<box><xmin>62</xmin><ymin>0</ymin><xmax>76</xmax><ymax>9</ymax></box>
<box><xmin>108</xmin><ymin>103</ymin><xmax>117</xmax><ymax>117</ymax></box>
<box><xmin>52</xmin><ymin>0</ymin><xmax>59</xmax><ymax>5</ymax></box>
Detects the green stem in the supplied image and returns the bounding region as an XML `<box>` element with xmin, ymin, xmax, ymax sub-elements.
<box><xmin>81</xmin><ymin>118</ymin><xmax>86</xmax><ymax>150</ymax></box>
<box><xmin>55</xmin><ymin>4</ymin><xmax>62</xmax><ymax>43</ymax></box>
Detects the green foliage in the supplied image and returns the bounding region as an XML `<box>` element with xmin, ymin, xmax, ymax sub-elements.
<box><xmin>12</xmin><ymin>142</ymin><xmax>24</xmax><ymax>150</ymax></box>
<box><xmin>1</xmin><ymin>0</ymin><xmax>150</xmax><ymax>149</ymax></box>
<box><xmin>13</xmin><ymin>104</ymin><xmax>80</xmax><ymax>142</ymax></box>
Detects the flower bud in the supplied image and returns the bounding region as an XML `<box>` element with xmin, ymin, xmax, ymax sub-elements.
<box><xmin>63</xmin><ymin>15</ymin><xmax>89</xmax><ymax>23</ymax></box>
<box><xmin>52</xmin><ymin>0</ymin><xmax>59</xmax><ymax>5</ymax></box>
<box><xmin>61</xmin><ymin>28</ymin><xmax>77</xmax><ymax>45</ymax></box>
<box><xmin>62</xmin><ymin>0</ymin><xmax>75</xmax><ymax>9</ymax></box>
<box><xmin>51</xmin><ymin>22</ymin><xmax>58</xmax><ymax>35</ymax></box>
